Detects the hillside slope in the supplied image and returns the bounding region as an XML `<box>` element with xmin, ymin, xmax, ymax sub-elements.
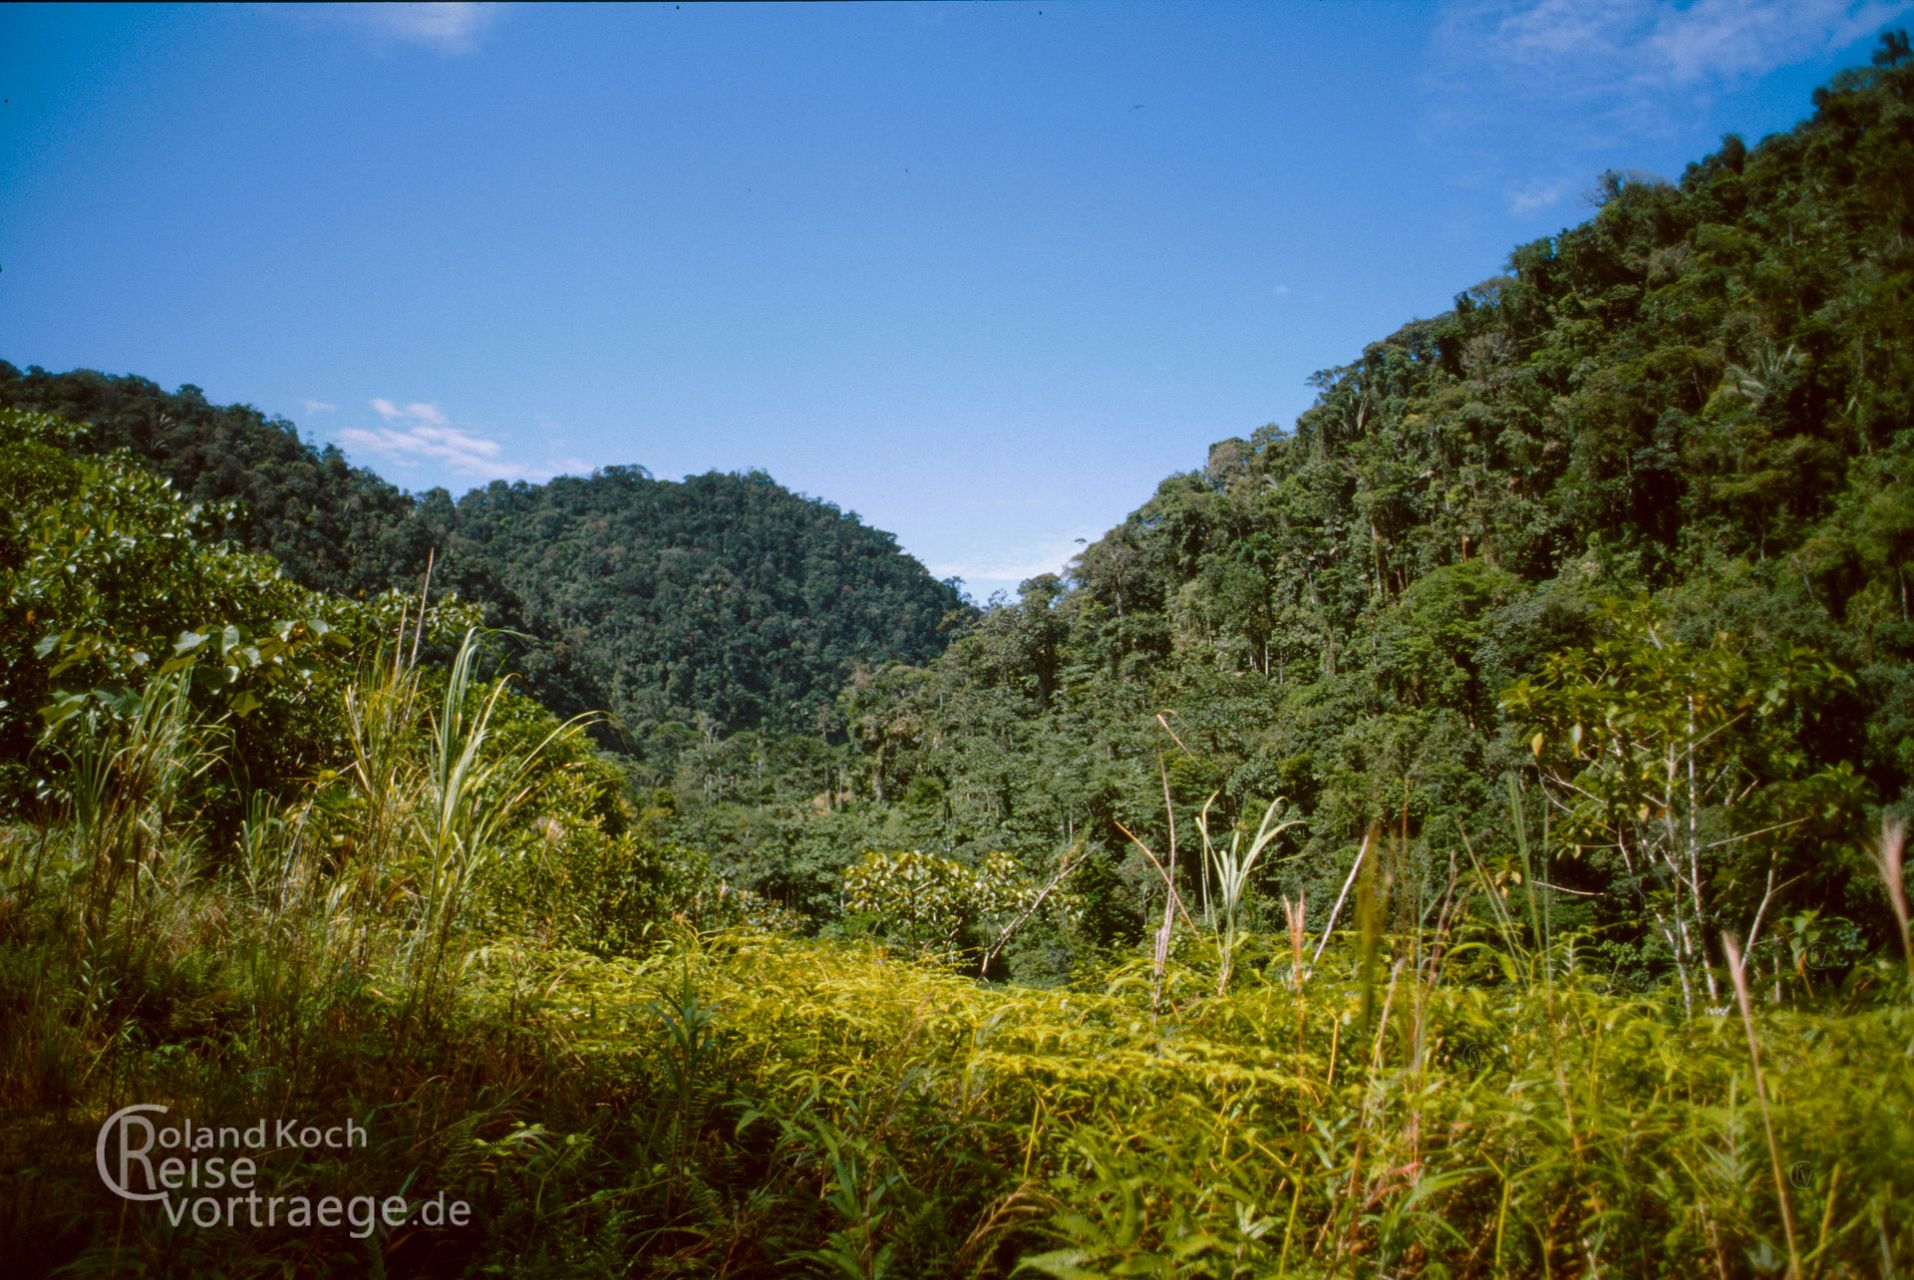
<box><xmin>712</xmin><ymin>45</ymin><xmax>1914</xmax><ymax>975</ymax></box>
<box><xmin>0</xmin><ymin>363</ymin><xmax>969</xmax><ymax>737</ymax></box>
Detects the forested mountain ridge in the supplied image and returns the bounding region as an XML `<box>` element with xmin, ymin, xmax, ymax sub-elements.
<box><xmin>6</xmin><ymin>48</ymin><xmax>1912</xmax><ymax>975</ymax></box>
<box><xmin>416</xmin><ymin>466</ymin><xmax>967</xmax><ymax>736</ymax></box>
<box><xmin>7</xmin><ymin>39</ymin><xmax>1914</xmax><ymax>1280</ymax></box>
<box><xmin>0</xmin><ymin>365</ymin><xmax>418</xmax><ymax>596</ymax></box>
<box><xmin>0</xmin><ymin>362</ymin><xmax>970</xmax><ymax>738</ymax></box>
<box><xmin>694</xmin><ymin>45</ymin><xmax>1914</xmax><ymax>980</ymax></box>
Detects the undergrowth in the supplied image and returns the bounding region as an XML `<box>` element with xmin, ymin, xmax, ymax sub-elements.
<box><xmin>2</xmin><ymin>635</ymin><xmax>1910</xmax><ymax>1278</ymax></box>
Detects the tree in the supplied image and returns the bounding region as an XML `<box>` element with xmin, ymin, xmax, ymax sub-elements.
<box><xmin>1502</xmin><ymin>602</ymin><xmax>1858</xmax><ymax>1012</ymax></box>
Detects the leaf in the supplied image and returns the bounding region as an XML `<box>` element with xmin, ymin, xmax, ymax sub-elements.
<box><xmin>1014</xmin><ymin>1249</ymin><xmax>1102</xmax><ymax>1279</ymax></box>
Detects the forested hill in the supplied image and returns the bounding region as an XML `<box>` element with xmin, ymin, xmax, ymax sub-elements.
<box><xmin>726</xmin><ymin>46</ymin><xmax>1914</xmax><ymax>966</ymax></box>
<box><xmin>0</xmin><ymin>365</ymin><xmax>418</xmax><ymax>596</ymax></box>
<box><xmin>419</xmin><ymin>467</ymin><xmax>967</xmax><ymax>734</ymax></box>
<box><xmin>1064</xmin><ymin>45</ymin><xmax>1914</xmax><ymax>750</ymax></box>
<box><xmin>0</xmin><ymin>362</ymin><xmax>969</xmax><ymax>737</ymax></box>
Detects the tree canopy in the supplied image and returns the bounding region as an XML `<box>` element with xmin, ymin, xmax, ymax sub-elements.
<box><xmin>0</xmin><ymin>364</ymin><xmax>971</xmax><ymax>742</ymax></box>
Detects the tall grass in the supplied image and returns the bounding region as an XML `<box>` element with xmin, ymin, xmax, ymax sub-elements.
<box><xmin>470</xmin><ymin>915</ymin><xmax>1910</xmax><ymax>1278</ymax></box>
<box><xmin>3</xmin><ymin>668</ymin><xmax>1911</xmax><ymax>1276</ymax></box>
<box><xmin>56</xmin><ymin>672</ymin><xmax>225</xmax><ymax>942</ymax></box>
<box><xmin>1194</xmin><ymin>794</ymin><xmax>1302</xmax><ymax>996</ymax></box>
<box><xmin>406</xmin><ymin>629</ymin><xmax>592</xmax><ymax>1016</ymax></box>
<box><xmin>330</xmin><ymin>623</ymin><xmax>599</xmax><ymax>1020</ymax></box>
<box><xmin>0</xmin><ymin>621</ymin><xmax>608</xmax><ymax>1275</ymax></box>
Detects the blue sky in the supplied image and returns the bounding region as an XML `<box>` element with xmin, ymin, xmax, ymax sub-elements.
<box><xmin>3</xmin><ymin>1</ymin><xmax>1908</xmax><ymax>601</ymax></box>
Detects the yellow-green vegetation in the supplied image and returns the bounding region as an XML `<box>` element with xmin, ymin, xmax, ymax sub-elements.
<box><xmin>7</xmin><ymin>786</ymin><xmax>1912</xmax><ymax>1276</ymax></box>
<box><xmin>843</xmin><ymin>848</ymin><xmax>1085</xmax><ymax>972</ymax></box>
<box><xmin>1</xmin><ymin>542</ymin><xmax>1909</xmax><ymax>1274</ymax></box>
<box><xmin>9</xmin><ymin>43</ymin><xmax>1914</xmax><ymax>1280</ymax></box>
<box><xmin>519</xmin><ymin>926</ymin><xmax>1914</xmax><ymax>1278</ymax></box>
<box><xmin>0</xmin><ymin>625</ymin><xmax>684</xmax><ymax>1276</ymax></box>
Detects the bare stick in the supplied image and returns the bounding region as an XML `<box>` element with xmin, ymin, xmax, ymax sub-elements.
<box><xmin>1872</xmin><ymin>820</ymin><xmax>1912</xmax><ymax>994</ymax></box>
<box><xmin>982</xmin><ymin>844</ymin><xmax>1086</xmax><ymax>975</ymax></box>
<box><xmin>1723</xmin><ymin>932</ymin><xmax>1802</xmax><ymax>1280</ymax></box>
<box><xmin>1307</xmin><ymin>831</ymin><xmax>1372</xmax><ymax>980</ymax></box>
<box><xmin>1155</xmin><ymin>710</ymin><xmax>1197</xmax><ymax>759</ymax></box>
<box><xmin>410</xmin><ymin>547</ymin><xmax>436</xmax><ymax>670</ymax></box>
<box><xmin>1112</xmin><ymin>820</ymin><xmax>1200</xmax><ymax>935</ymax></box>
<box><xmin>1735</xmin><ymin>862</ymin><xmax>1806</xmax><ymax>989</ymax></box>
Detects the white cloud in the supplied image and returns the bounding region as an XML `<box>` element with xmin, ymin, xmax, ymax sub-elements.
<box><xmin>1489</xmin><ymin>0</ymin><xmax>1640</xmax><ymax>61</ymax></box>
<box><xmin>1271</xmin><ymin>283</ymin><xmax>1293</xmax><ymax>298</ymax></box>
<box><xmin>1444</xmin><ymin>0</ymin><xmax>1906</xmax><ymax>88</ymax></box>
<box><xmin>1643</xmin><ymin>0</ymin><xmax>1904</xmax><ymax>85</ymax></box>
<box><xmin>1508</xmin><ymin>177</ymin><xmax>1572</xmax><ymax>214</ymax></box>
<box><xmin>338</xmin><ymin>422</ymin><xmax>503</xmax><ymax>475</ymax></box>
<box><xmin>337</xmin><ymin>397</ymin><xmax>583</xmax><ymax>482</ymax></box>
<box><xmin>369</xmin><ymin>398</ymin><xmax>450</xmax><ymax>425</ymax></box>
<box><xmin>379</xmin><ymin>2</ymin><xmax>500</xmax><ymax>54</ymax></box>
<box><xmin>928</xmin><ymin>555</ymin><xmax>1069</xmax><ymax>585</ymax></box>
<box><xmin>1429</xmin><ymin>0</ymin><xmax>1911</xmax><ymax>143</ymax></box>
<box><xmin>286</xmin><ymin>2</ymin><xmax>505</xmax><ymax>57</ymax></box>
<box><xmin>301</xmin><ymin>399</ymin><xmax>337</xmax><ymax>415</ymax></box>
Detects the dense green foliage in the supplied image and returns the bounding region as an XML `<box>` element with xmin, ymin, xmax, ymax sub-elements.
<box><xmin>0</xmin><ymin>406</ymin><xmax>439</xmax><ymax>823</ymax></box>
<box><xmin>670</xmin><ymin>47</ymin><xmax>1914</xmax><ymax>994</ymax></box>
<box><xmin>0</xmin><ymin>363</ymin><xmax>969</xmax><ymax>739</ymax></box>
<box><xmin>0</xmin><ymin>368</ymin><xmax>418</xmax><ymax>596</ymax></box>
<box><xmin>425</xmin><ymin>466</ymin><xmax>967</xmax><ymax>737</ymax></box>
<box><xmin>5</xmin><ymin>40</ymin><xmax>1914</xmax><ymax>1280</ymax></box>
